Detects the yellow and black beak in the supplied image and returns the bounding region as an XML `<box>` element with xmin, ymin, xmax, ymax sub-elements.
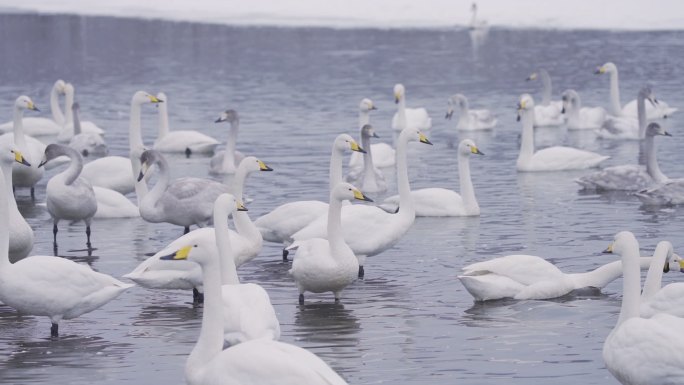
<box><xmin>445</xmin><ymin>108</ymin><xmax>454</xmax><ymax>120</ymax></box>
<box><xmin>258</xmin><ymin>160</ymin><xmax>273</xmax><ymax>172</ymax></box>
<box><xmin>602</xmin><ymin>243</ymin><xmax>614</xmax><ymax>254</ymax></box>
<box><xmin>350</xmin><ymin>141</ymin><xmax>366</xmax><ymax>153</ymax></box>
<box><xmin>14</xmin><ymin>151</ymin><xmax>31</xmax><ymax>167</ymax></box>
<box><xmin>352</xmin><ymin>188</ymin><xmax>373</xmax><ymax>202</ymax></box>
<box><xmin>28</xmin><ymin>101</ymin><xmax>40</xmax><ymax>112</ymax></box>
<box><xmin>160</xmin><ymin>245</ymin><xmax>192</xmax><ymax>261</ymax></box>
<box><xmin>370</xmin><ymin>105</ymin><xmax>378</xmax><ymax>111</ymax></box>
<box><xmin>419</xmin><ymin>132</ymin><xmax>433</xmax><ymax>145</ymax></box>
<box><xmin>526</xmin><ymin>73</ymin><xmax>537</xmax><ymax>81</ymax></box>
<box><xmin>594</xmin><ymin>66</ymin><xmax>605</xmax><ymax>75</ymax></box>
<box><xmin>237</xmin><ymin>201</ymin><xmax>248</xmax><ymax>211</ymax></box>
<box><xmin>471</xmin><ymin>146</ymin><xmax>484</xmax><ymax>156</ymax></box>
<box><xmin>149</xmin><ymin>95</ymin><xmax>163</xmax><ymax>104</ymax></box>
<box><xmin>394</xmin><ymin>93</ymin><xmax>400</xmax><ymax>104</ymax></box>
<box><xmin>678</xmin><ymin>258</ymin><xmax>684</xmax><ymax>273</ymax></box>
<box><xmin>516</xmin><ymin>101</ymin><xmax>526</xmax><ymax>122</ymax></box>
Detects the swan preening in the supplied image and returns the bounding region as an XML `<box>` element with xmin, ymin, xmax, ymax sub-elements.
<box><xmin>602</xmin><ymin>232</ymin><xmax>684</xmax><ymax>385</ymax></box>
<box><xmin>561</xmin><ymin>89</ymin><xmax>607</xmax><ymax>130</ymax></box>
<box><xmin>595</xmin><ymin>62</ymin><xmax>677</xmax><ymax>119</ymax></box>
<box><xmin>526</xmin><ymin>69</ymin><xmax>564</xmax><ymax>127</ymax></box>
<box><xmin>153</xmin><ymin>92</ymin><xmax>220</xmax><ymax>156</ymax></box>
<box><xmin>445</xmin><ymin>94</ymin><xmax>497</xmax><ymax>131</ymax></box>
<box><xmin>516</xmin><ymin>94</ymin><xmax>609</xmax><ymax>171</ymax></box>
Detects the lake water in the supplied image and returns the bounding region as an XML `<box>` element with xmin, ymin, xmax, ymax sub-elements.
<box><xmin>0</xmin><ymin>13</ymin><xmax>683</xmax><ymax>385</ymax></box>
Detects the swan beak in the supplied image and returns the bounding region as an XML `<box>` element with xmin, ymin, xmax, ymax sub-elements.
<box><xmin>526</xmin><ymin>73</ymin><xmax>537</xmax><ymax>81</ymax></box>
<box><xmin>663</xmin><ymin>261</ymin><xmax>670</xmax><ymax>273</ymax></box>
<box><xmin>214</xmin><ymin>114</ymin><xmax>227</xmax><ymax>123</ymax></box>
<box><xmin>160</xmin><ymin>245</ymin><xmax>192</xmax><ymax>261</ymax></box>
<box><xmin>258</xmin><ymin>160</ymin><xmax>273</xmax><ymax>171</ymax></box>
<box><xmin>602</xmin><ymin>243</ymin><xmax>614</xmax><ymax>254</ymax></box>
<box><xmin>371</xmin><ymin>132</ymin><xmax>380</xmax><ymax>138</ymax></box>
<box><xmin>370</xmin><ymin>105</ymin><xmax>378</xmax><ymax>111</ymax></box>
<box><xmin>38</xmin><ymin>156</ymin><xmax>48</xmax><ymax>168</ymax></box>
<box><xmin>394</xmin><ymin>93</ymin><xmax>400</xmax><ymax>104</ymax></box>
<box><xmin>664</xmin><ymin>130</ymin><xmax>672</xmax><ymax>137</ymax></box>
<box><xmin>678</xmin><ymin>258</ymin><xmax>684</xmax><ymax>273</ymax></box>
<box><xmin>561</xmin><ymin>106</ymin><xmax>566</xmax><ymax>114</ymax></box>
<box><xmin>353</xmin><ymin>188</ymin><xmax>373</xmax><ymax>202</ymax></box>
<box><xmin>471</xmin><ymin>146</ymin><xmax>484</xmax><ymax>155</ymax></box>
<box><xmin>445</xmin><ymin>108</ymin><xmax>454</xmax><ymax>120</ymax></box>
<box><xmin>28</xmin><ymin>101</ymin><xmax>40</xmax><ymax>112</ymax></box>
<box><xmin>14</xmin><ymin>151</ymin><xmax>31</xmax><ymax>167</ymax></box>
<box><xmin>236</xmin><ymin>201</ymin><xmax>248</xmax><ymax>211</ymax></box>
<box><xmin>418</xmin><ymin>132</ymin><xmax>432</xmax><ymax>145</ymax></box>
<box><xmin>594</xmin><ymin>66</ymin><xmax>605</xmax><ymax>75</ymax></box>
<box><xmin>350</xmin><ymin>141</ymin><xmax>366</xmax><ymax>153</ymax></box>
<box><xmin>137</xmin><ymin>170</ymin><xmax>145</xmax><ymax>182</ymax></box>
<box><xmin>149</xmin><ymin>95</ymin><xmax>162</xmax><ymax>104</ymax></box>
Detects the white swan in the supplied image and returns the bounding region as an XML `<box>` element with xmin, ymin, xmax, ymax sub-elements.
<box><xmin>209</xmin><ymin>109</ymin><xmax>246</xmax><ymax>174</ymax></box>
<box><xmin>153</xmin><ymin>92</ymin><xmax>220</xmax><ymax>156</ymax></box>
<box><xmin>445</xmin><ymin>94</ymin><xmax>497</xmax><ymax>131</ymax></box>
<box><xmin>254</xmin><ymin>134</ymin><xmax>365</xmax><ymax>260</ymax></box>
<box><xmin>576</xmin><ymin>123</ymin><xmax>670</xmax><ymax>191</ymax></box>
<box><xmin>0</xmin><ymin>166</ymin><xmax>132</xmax><ymax>337</ymax></box>
<box><xmin>0</xmin><ymin>80</ymin><xmax>66</xmax><ymax>135</ymax></box>
<box><xmin>561</xmin><ymin>89</ymin><xmax>607</xmax><ymax>130</ymax></box>
<box><xmin>57</xmin><ymin>83</ymin><xmax>105</xmax><ymax>142</ymax></box>
<box><xmin>292</xmin><ymin>127</ymin><xmax>433</xmax><ymax>277</ymax></box>
<box><xmin>348</xmin><ymin>98</ymin><xmax>395</xmax><ymax>169</ymax></box>
<box><xmin>596</xmin><ymin>86</ymin><xmax>656</xmax><ymax>140</ymax></box>
<box><xmin>137</xmin><ymin>149</ymin><xmax>231</xmax><ymax>233</ymax></box>
<box><xmin>39</xmin><ymin>144</ymin><xmax>97</xmax><ymax>248</ymax></box>
<box><xmin>391</xmin><ymin>84</ymin><xmax>432</xmax><ymax>131</ymax></box>
<box><xmin>516</xmin><ymin>94</ymin><xmax>609</xmax><ymax>171</ymax></box>
<box><xmin>80</xmin><ymin>91</ymin><xmax>162</xmax><ymax>195</ymax></box>
<box><xmin>346</xmin><ymin>124</ymin><xmax>387</xmax><ymax>193</ymax></box>
<box><xmin>602</xmin><ymin>231</ymin><xmax>684</xmax><ymax>385</ymax></box>
<box><xmin>637</xmin><ymin>241</ymin><xmax>684</xmax><ymax>318</ymax></box>
<box><xmin>469</xmin><ymin>2</ymin><xmax>488</xmax><ymax>30</ymax></box>
<box><xmin>67</xmin><ymin>102</ymin><xmax>107</xmax><ymax>157</ymax></box>
<box><xmin>526</xmin><ymin>69</ymin><xmax>564</xmax><ymax>127</ymax></box>
<box><xmin>92</xmin><ymin>186</ymin><xmax>139</xmax><ymax>218</ymax></box>
<box><xmin>381</xmin><ymin>139</ymin><xmax>482</xmax><ymax>216</ymax></box>
<box><xmin>0</xmin><ymin>141</ymin><xmax>33</xmax><ymax>261</ymax></box>
<box><xmin>289</xmin><ymin>183</ymin><xmax>370</xmax><ymax>304</ymax></box>
<box><xmin>596</xmin><ymin>62</ymin><xmax>677</xmax><ymax>119</ymax></box>
<box><xmin>0</xmin><ymin>96</ymin><xmax>48</xmax><ymax>198</ymax></box>
<box><xmin>159</xmin><ymin>216</ymin><xmax>348</xmax><ymax>385</ymax></box>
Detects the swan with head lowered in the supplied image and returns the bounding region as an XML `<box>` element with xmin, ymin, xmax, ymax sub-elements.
<box><xmin>80</xmin><ymin>91</ymin><xmax>162</xmax><ymax>195</ymax></box>
<box><xmin>595</xmin><ymin>62</ymin><xmax>677</xmax><ymax>120</ymax></box>
<box><xmin>381</xmin><ymin>139</ymin><xmax>482</xmax><ymax>216</ymax></box>
<box><xmin>159</xmin><ymin>218</ymin><xmax>348</xmax><ymax>385</ymax></box>
<box><xmin>516</xmin><ymin>94</ymin><xmax>609</xmax><ymax>171</ymax></box>
<box><xmin>348</xmin><ymin>98</ymin><xmax>395</xmax><ymax>169</ymax></box>
<box><xmin>57</xmin><ymin>83</ymin><xmax>105</xmax><ymax>142</ymax></box>
<box><xmin>0</xmin><ymin>141</ymin><xmax>33</xmax><ymax>261</ymax></box>
<box><xmin>526</xmin><ymin>69</ymin><xmax>564</xmax><ymax>127</ymax></box>
<box><xmin>576</xmin><ymin>123</ymin><xmax>670</xmax><ymax>191</ymax></box>
<box><xmin>0</xmin><ymin>80</ymin><xmax>66</xmax><ymax>135</ymax></box>
<box><xmin>0</xmin><ymin>166</ymin><xmax>133</xmax><ymax>337</ymax></box>
<box><xmin>445</xmin><ymin>94</ymin><xmax>497</xmax><ymax>131</ymax></box>
<box><xmin>68</xmin><ymin>102</ymin><xmax>107</xmax><ymax>157</ymax></box>
<box><xmin>345</xmin><ymin>124</ymin><xmax>387</xmax><ymax>193</ymax></box>
<box><xmin>254</xmin><ymin>134</ymin><xmax>365</xmax><ymax>260</ymax></box>
<box><xmin>153</xmin><ymin>92</ymin><xmax>220</xmax><ymax>156</ymax></box>
<box><xmin>392</xmin><ymin>84</ymin><xmax>432</xmax><ymax>131</ymax></box>
<box><xmin>209</xmin><ymin>109</ymin><xmax>246</xmax><ymax>174</ymax></box>
<box><xmin>292</xmin><ymin>127</ymin><xmax>433</xmax><ymax>278</ymax></box>
<box><xmin>602</xmin><ymin>231</ymin><xmax>684</xmax><ymax>385</ymax></box>
<box><xmin>596</xmin><ymin>86</ymin><xmax>657</xmax><ymax>140</ymax></box>
<box><xmin>561</xmin><ymin>89</ymin><xmax>607</xmax><ymax>130</ymax></box>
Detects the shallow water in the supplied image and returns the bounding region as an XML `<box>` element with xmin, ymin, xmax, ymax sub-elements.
<box><xmin>0</xmin><ymin>13</ymin><xmax>683</xmax><ymax>384</ymax></box>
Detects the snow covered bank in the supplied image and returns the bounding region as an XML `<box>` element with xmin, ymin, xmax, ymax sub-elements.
<box><xmin>0</xmin><ymin>0</ymin><xmax>683</xmax><ymax>31</ymax></box>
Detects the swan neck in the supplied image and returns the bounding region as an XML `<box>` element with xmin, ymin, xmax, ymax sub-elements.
<box><xmin>64</xmin><ymin>89</ymin><xmax>74</xmax><ymax>124</ymax></box>
<box><xmin>361</xmin><ymin>133</ymin><xmax>376</xmax><ymax>177</ymax></box>
<box><xmin>231</xmin><ymin>167</ymin><xmax>261</xmax><ymax>248</ymax></box>
<box><xmin>232</xmin><ymin>166</ymin><xmax>247</xmax><ymax>203</ymax></box>
<box><xmin>358</xmin><ymin>110</ymin><xmax>370</xmax><ymax>129</ymax></box>
<box><xmin>73</xmin><ymin>107</ymin><xmax>82</xmax><ymax>135</ymax></box>
<box><xmin>567</xmin><ymin>102</ymin><xmax>580</xmax><ymax>125</ymax></box>
<box><xmin>540</xmin><ymin>71</ymin><xmax>552</xmax><ymax>106</ymax></box>
<box><xmin>0</xmin><ymin>167</ymin><xmax>9</xmax><ymax>268</ymax></box>
<box><xmin>50</xmin><ymin>85</ymin><xmax>65</xmax><ymax>125</ymax></box>
<box><xmin>141</xmin><ymin>157</ymin><xmax>170</xmax><ymax>220</ymax></box>
<box><xmin>61</xmin><ymin>147</ymin><xmax>84</xmax><ymax>186</ymax></box>
<box><xmin>617</xmin><ymin>241</ymin><xmax>642</xmax><ymax>327</ymax></box>
<box><xmin>458</xmin><ymin>153</ymin><xmax>478</xmax><ymax>212</ymax></box>
<box><xmin>396</xmin><ymin>98</ymin><xmax>407</xmax><ymax>128</ymax></box>
<box><xmin>214</xmin><ymin>204</ymin><xmax>239</xmax><ymax>285</ymax></box>
<box><xmin>396</xmin><ymin>131</ymin><xmax>414</xmax><ymax>218</ymax></box>
<box><xmin>517</xmin><ymin>111</ymin><xmax>535</xmax><ymax>167</ymax></box>
<box><xmin>609</xmin><ymin>70</ymin><xmax>622</xmax><ymax>116</ymax></box>
<box><xmin>221</xmin><ymin>120</ymin><xmax>239</xmax><ymax>172</ymax></box>
<box><xmin>327</xmin><ymin>195</ymin><xmax>344</xmax><ymax>250</ymax></box>
<box><xmin>12</xmin><ymin>106</ymin><xmax>27</xmax><ymax>148</ymax></box>
<box><xmin>329</xmin><ymin>147</ymin><xmax>343</xmax><ymax>193</ymax></box>
<box><xmin>129</xmin><ymin>102</ymin><xmax>145</xmax><ymax>151</ymax></box>
<box><xmin>131</xmin><ymin>148</ymin><xmax>148</xmax><ymax>205</ymax></box>
<box><xmin>0</xmin><ymin>162</ymin><xmax>19</xmax><ymax>214</ymax></box>
<box><xmin>643</xmin><ymin>135</ymin><xmax>667</xmax><ymax>182</ymax></box>
<box><xmin>637</xmin><ymin>94</ymin><xmax>647</xmax><ymax>139</ymax></box>
<box><xmin>157</xmin><ymin>101</ymin><xmax>170</xmax><ymax>139</ymax></box>
<box><xmin>641</xmin><ymin>243</ymin><xmax>672</xmax><ymax>301</ymax></box>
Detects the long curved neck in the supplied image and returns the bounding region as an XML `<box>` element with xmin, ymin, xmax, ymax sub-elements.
<box><xmin>458</xmin><ymin>152</ymin><xmax>478</xmax><ymax>212</ymax></box>
<box><xmin>214</xmin><ymin>203</ymin><xmax>239</xmax><ymax>285</ymax></box>
<box><xmin>12</xmin><ymin>106</ymin><xmax>27</xmax><ymax>149</ymax></box>
<box><xmin>570</xmin><ymin>257</ymin><xmax>652</xmax><ymax>289</ymax></box>
<box><xmin>140</xmin><ymin>158</ymin><xmax>170</xmax><ymax>221</ymax></box>
<box><xmin>396</xmin><ymin>98</ymin><xmax>407</xmax><ymax>129</ymax></box>
<box><xmin>0</xmin><ymin>161</ymin><xmax>19</xmax><ymax>215</ymax></box>
<box><xmin>231</xmin><ymin>168</ymin><xmax>261</xmax><ymax>244</ymax></box>
<box><xmin>187</xmin><ymin>255</ymin><xmax>223</xmax><ymax>384</ymax></box>
<box><xmin>637</xmin><ymin>93</ymin><xmax>647</xmax><ymax>139</ymax></box>
<box><xmin>59</xmin><ymin>147</ymin><xmax>84</xmax><ymax>186</ymax></box>
<box><xmin>517</xmin><ymin>110</ymin><xmax>535</xmax><ymax>167</ymax></box>
<box><xmin>641</xmin><ymin>243</ymin><xmax>672</xmax><ymax>301</ymax></box>
<box><xmin>469</xmin><ymin>7</ymin><xmax>477</xmax><ymax>27</ymax></box>
<box><xmin>358</xmin><ymin>110</ymin><xmax>370</xmax><ymax>129</ymax></box>
<box><xmin>643</xmin><ymin>134</ymin><xmax>667</xmax><ymax>182</ymax></box>
<box><xmin>327</xmin><ymin>196</ymin><xmax>345</xmax><ymax>253</ymax></box>
<box><xmin>567</xmin><ymin>97</ymin><xmax>580</xmax><ymax>126</ymax></box>
<box><xmin>157</xmin><ymin>102</ymin><xmax>170</xmax><ymax>139</ymax></box>
<box><xmin>221</xmin><ymin>120</ymin><xmax>239</xmax><ymax>172</ymax></box>
<box><xmin>329</xmin><ymin>147</ymin><xmax>344</xmax><ymax>193</ymax></box>
<box><xmin>73</xmin><ymin>108</ymin><xmax>82</xmax><ymax>135</ymax></box>
<box><xmin>64</xmin><ymin>89</ymin><xmax>74</xmax><ymax>124</ymax></box>
<box><xmin>50</xmin><ymin>86</ymin><xmax>65</xmax><ymax>125</ymax></box>
<box><xmin>457</xmin><ymin>101</ymin><xmax>471</xmax><ymax>128</ymax></box>
<box><xmin>395</xmin><ymin>131</ymin><xmax>415</xmax><ymax>219</ymax></box>
<box><xmin>130</xmin><ymin>101</ymin><xmax>147</xmax><ymax>204</ymax></box>
<box><xmin>617</xmin><ymin>240</ymin><xmax>642</xmax><ymax>327</ymax></box>
<box><xmin>608</xmin><ymin>70</ymin><xmax>622</xmax><ymax>116</ymax></box>
<box><xmin>0</xmin><ymin>167</ymin><xmax>9</xmax><ymax>269</ymax></box>
<box><xmin>361</xmin><ymin>133</ymin><xmax>376</xmax><ymax>180</ymax></box>
<box><xmin>539</xmin><ymin>70</ymin><xmax>552</xmax><ymax>106</ymax></box>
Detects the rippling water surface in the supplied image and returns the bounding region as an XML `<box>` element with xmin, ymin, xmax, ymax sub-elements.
<box><xmin>0</xmin><ymin>14</ymin><xmax>683</xmax><ymax>385</ymax></box>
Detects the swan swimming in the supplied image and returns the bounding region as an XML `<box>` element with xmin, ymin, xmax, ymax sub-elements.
<box><xmin>348</xmin><ymin>98</ymin><xmax>395</xmax><ymax>169</ymax></box>
<box><xmin>209</xmin><ymin>109</ymin><xmax>246</xmax><ymax>174</ymax></box>
<box><xmin>596</xmin><ymin>86</ymin><xmax>657</xmax><ymax>140</ymax></box>
<box><xmin>0</xmin><ymin>80</ymin><xmax>66</xmax><ymax>136</ymax></box>
<box><xmin>392</xmin><ymin>83</ymin><xmax>432</xmax><ymax>131</ymax></box>
<box><xmin>153</xmin><ymin>92</ymin><xmax>220</xmax><ymax>156</ymax></box>
<box><xmin>445</xmin><ymin>94</ymin><xmax>497</xmax><ymax>131</ymax></box>
<box><xmin>526</xmin><ymin>69</ymin><xmax>564</xmax><ymax>127</ymax></box>
<box><xmin>561</xmin><ymin>89</ymin><xmax>607</xmax><ymax>130</ymax></box>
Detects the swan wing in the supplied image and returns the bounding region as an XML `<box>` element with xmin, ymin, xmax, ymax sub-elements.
<box><xmin>81</xmin><ymin>156</ymin><xmax>135</xmax><ymax>194</ymax></box>
<box><xmin>382</xmin><ymin>188</ymin><xmax>467</xmax><ymax>217</ymax></box>
<box><xmin>527</xmin><ymin>146</ymin><xmax>608</xmax><ymax>171</ymax></box>
<box><xmin>254</xmin><ymin>200</ymin><xmax>328</xmax><ymax>243</ymax></box>
<box><xmin>596</xmin><ymin>115</ymin><xmax>639</xmax><ymax>139</ymax></box>
<box><xmin>404</xmin><ymin>107</ymin><xmax>432</xmax><ymax>130</ymax></box>
<box><xmin>575</xmin><ymin>165</ymin><xmax>651</xmax><ymax>191</ymax></box>
<box><xmin>93</xmin><ymin>186</ymin><xmax>139</xmax><ymax>218</ymax></box>
<box><xmin>154</xmin><ymin>130</ymin><xmax>220</xmax><ymax>153</ymax></box>
<box><xmin>533</xmin><ymin>104</ymin><xmax>564</xmax><ymax>126</ymax></box>
<box><xmin>222</xmin><ymin>283</ymin><xmax>281</xmax><ymax>344</ymax></box>
<box><xmin>461</xmin><ymin>254</ymin><xmax>564</xmax><ymax>285</ymax></box>
<box><xmin>623</xmin><ymin>98</ymin><xmax>678</xmax><ymax>120</ymax></box>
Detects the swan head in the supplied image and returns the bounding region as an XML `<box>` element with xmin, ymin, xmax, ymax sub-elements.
<box><xmin>360</xmin><ymin>124</ymin><xmax>379</xmax><ymax>139</ymax></box>
<box><xmin>64</xmin><ymin>83</ymin><xmax>75</xmax><ymax>98</ymax></box>
<box><xmin>215</xmin><ymin>109</ymin><xmax>239</xmax><ymax>124</ymax></box>
<box><xmin>645</xmin><ymin>122</ymin><xmax>671</xmax><ymax>138</ymax></box>
<box><xmin>359</xmin><ymin>98</ymin><xmax>377</xmax><ymax>112</ymax></box>
<box><xmin>603</xmin><ymin>231</ymin><xmax>638</xmax><ymax>256</ymax></box>
<box><xmin>393</xmin><ymin>83</ymin><xmax>405</xmax><ymax>104</ymax></box>
<box><xmin>39</xmin><ymin>143</ymin><xmax>72</xmax><ymax>168</ymax></box>
<box><xmin>560</xmin><ymin>89</ymin><xmax>579</xmax><ymax>113</ymax></box>
<box><xmin>15</xmin><ymin>95</ymin><xmax>40</xmax><ymax>112</ymax></box>
<box><xmin>516</xmin><ymin>94</ymin><xmax>535</xmax><ymax>121</ymax></box>
<box><xmin>131</xmin><ymin>91</ymin><xmax>163</xmax><ymax>106</ymax></box>
<box><xmin>54</xmin><ymin>79</ymin><xmax>67</xmax><ymax>94</ymax></box>
<box><xmin>400</xmin><ymin>127</ymin><xmax>432</xmax><ymax>146</ymax></box>
<box><xmin>446</xmin><ymin>94</ymin><xmax>467</xmax><ymax>119</ymax></box>
<box><xmin>0</xmin><ymin>142</ymin><xmax>31</xmax><ymax>168</ymax></box>
<box><xmin>137</xmin><ymin>149</ymin><xmax>164</xmax><ymax>181</ymax></box>
<box><xmin>332</xmin><ymin>182</ymin><xmax>373</xmax><ymax>203</ymax></box>
<box><xmin>459</xmin><ymin>139</ymin><xmax>484</xmax><ymax>156</ymax></box>
<box><xmin>672</xmin><ymin>253</ymin><xmax>684</xmax><ymax>273</ymax></box>
<box><xmin>638</xmin><ymin>86</ymin><xmax>658</xmax><ymax>106</ymax></box>
<box><xmin>595</xmin><ymin>62</ymin><xmax>617</xmax><ymax>75</ymax></box>
<box><xmin>238</xmin><ymin>156</ymin><xmax>273</xmax><ymax>174</ymax></box>
<box><xmin>334</xmin><ymin>134</ymin><xmax>365</xmax><ymax>154</ymax></box>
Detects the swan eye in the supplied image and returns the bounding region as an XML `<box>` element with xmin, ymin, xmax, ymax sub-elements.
<box><xmin>193</xmin><ymin>244</ymin><xmax>198</xmax><ymax>248</ymax></box>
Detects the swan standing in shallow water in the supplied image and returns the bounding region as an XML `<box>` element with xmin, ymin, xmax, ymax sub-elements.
<box><xmin>39</xmin><ymin>144</ymin><xmax>97</xmax><ymax>248</ymax></box>
<box><xmin>57</xmin><ymin>83</ymin><xmax>105</xmax><ymax>142</ymax></box>
<box><xmin>381</xmin><ymin>139</ymin><xmax>482</xmax><ymax>216</ymax></box>
<box><xmin>595</xmin><ymin>62</ymin><xmax>677</xmax><ymax>119</ymax></box>
<box><xmin>576</xmin><ymin>123</ymin><xmax>670</xmax><ymax>191</ymax></box>
<box><xmin>348</xmin><ymin>98</ymin><xmax>395</xmax><ymax>169</ymax></box>
<box><xmin>392</xmin><ymin>84</ymin><xmax>432</xmax><ymax>131</ymax></box>
<box><xmin>516</xmin><ymin>94</ymin><xmax>609</xmax><ymax>171</ymax></box>
<box><xmin>602</xmin><ymin>231</ymin><xmax>684</xmax><ymax>385</ymax></box>
<box><xmin>209</xmin><ymin>109</ymin><xmax>246</xmax><ymax>174</ymax></box>
<box><xmin>596</xmin><ymin>86</ymin><xmax>657</xmax><ymax>140</ymax></box>
<box><xmin>526</xmin><ymin>69</ymin><xmax>564</xmax><ymax>127</ymax></box>
<box><xmin>0</xmin><ymin>142</ymin><xmax>33</xmax><ymax>261</ymax></box>
<box><xmin>153</xmin><ymin>92</ymin><xmax>220</xmax><ymax>156</ymax></box>
<box><xmin>160</xmin><ymin>221</ymin><xmax>348</xmax><ymax>385</ymax></box>
<box><xmin>137</xmin><ymin>149</ymin><xmax>231</xmax><ymax>234</ymax></box>
<box><xmin>0</xmin><ymin>166</ymin><xmax>132</xmax><ymax>337</ymax></box>
<box><xmin>254</xmin><ymin>134</ymin><xmax>365</xmax><ymax>260</ymax></box>
<box><xmin>561</xmin><ymin>89</ymin><xmax>607</xmax><ymax>130</ymax></box>
<box><xmin>445</xmin><ymin>94</ymin><xmax>497</xmax><ymax>131</ymax></box>
<box><xmin>0</xmin><ymin>80</ymin><xmax>66</xmax><ymax>135</ymax></box>
<box><xmin>289</xmin><ymin>183</ymin><xmax>371</xmax><ymax>304</ymax></box>
<box><xmin>68</xmin><ymin>102</ymin><xmax>107</xmax><ymax>157</ymax></box>
<box><xmin>346</xmin><ymin>124</ymin><xmax>387</xmax><ymax>193</ymax></box>
<box><xmin>292</xmin><ymin>127</ymin><xmax>432</xmax><ymax>277</ymax></box>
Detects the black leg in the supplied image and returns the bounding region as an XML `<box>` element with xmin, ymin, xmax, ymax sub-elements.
<box><xmin>52</xmin><ymin>224</ymin><xmax>58</xmax><ymax>247</ymax></box>
<box><xmin>358</xmin><ymin>265</ymin><xmax>365</xmax><ymax>278</ymax></box>
<box><xmin>184</xmin><ymin>226</ymin><xmax>190</xmax><ymax>235</ymax></box>
<box><xmin>86</xmin><ymin>226</ymin><xmax>92</xmax><ymax>247</ymax></box>
<box><xmin>30</xmin><ymin>187</ymin><xmax>35</xmax><ymax>200</ymax></box>
<box><xmin>185</xmin><ymin>148</ymin><xmax>191</xmax><ymax>158</ymax></box>
<box><xmin>282</xmin><ymin>248</ymin><xmax>289</xmax><ymax>261</ymax></box>
<box><xmin>193</xmin><ymin>288</ymin><xmax>204</xmax><ymax>305</ymax></box>
<box><xmin>51</xmin><ymin>323</ymin><xmax>58</xmax><ymax>337</ymax></box>
<box><xmin>334</xmin><ymin>297</ymin><xmax>340</xmax><ymax>303</ymax></box>
<box><xmin>298</xmin><ymin>294</ymin><xmax>304</xmax><ymax>305</ymax></box>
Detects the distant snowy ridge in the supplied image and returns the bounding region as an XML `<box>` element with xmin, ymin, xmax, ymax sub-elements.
<box><xmin>1</xmin><ymin>0</ymin><xmax>683</xmax><ymax>31</ymax></box>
